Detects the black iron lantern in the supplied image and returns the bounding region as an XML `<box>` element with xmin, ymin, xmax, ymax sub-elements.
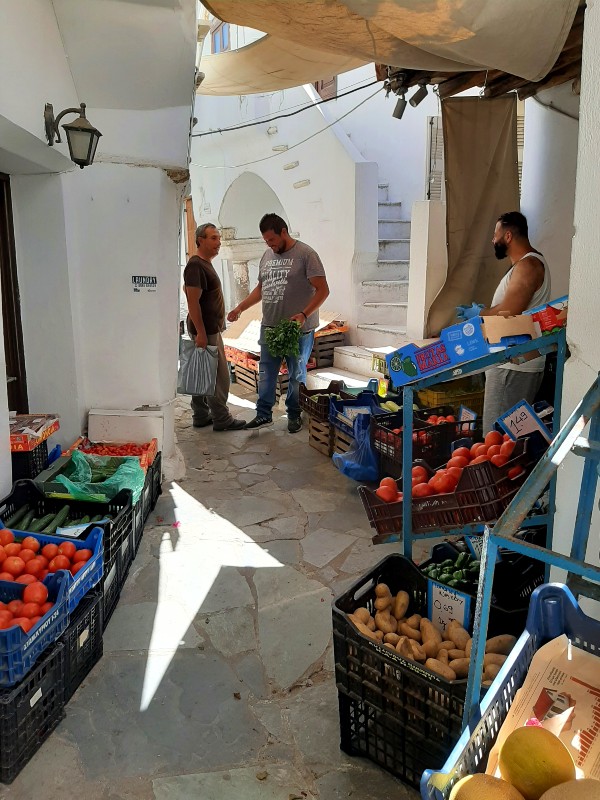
<box><xmin>44</xmin><ymin>102</ymin><xmax>102</xmax><ymax>169</ymax></box>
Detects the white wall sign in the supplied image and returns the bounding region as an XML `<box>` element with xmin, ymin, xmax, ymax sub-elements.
<box><xmin>427</xmin><ymin>580</ymin><xmax>471</xmax><ymax>634</ymax></box>
<box><xmin>132</xmin><ymin>275</ymin><xmax>157</xmax><ymax>293</ymax></box>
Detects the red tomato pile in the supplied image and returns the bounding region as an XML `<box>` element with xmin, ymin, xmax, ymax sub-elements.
<box><xmin>375</xmin><ymin>430</ymin><xmax>525</xmax><ymax>503</ymax></box>
<box><xmin>82</xmin><ymin>442</ymin><xmax>145</xmax><ymax>457</ymax></box>
<box><xmin>0</xmin><ymin>581</ymin><xmax>54</xmax><ymax>633</ymax></box>
<box><xmin>425</xmin><ymin>413</ymin><xmax>456</xmax><ymax>425</ymax></box>
<box><xmin>0</xmin><ymin>530</ymin><xmax>92</xmax><ymax>582</ymax></box>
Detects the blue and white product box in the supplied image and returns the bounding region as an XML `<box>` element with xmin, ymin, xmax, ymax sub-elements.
<box><xmin>386</xmin><ymin>339</ymin><xmax>452</xmax><ymax>388</ymax></box>
<box><xmin>440</xmin><ymin>315</ymin><xmax>537</xmax><ymax>366</ymax></box>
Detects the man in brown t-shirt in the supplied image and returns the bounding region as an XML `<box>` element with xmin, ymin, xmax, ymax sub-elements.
<box><xmin>183</xmin><ymin>224</ymin><xmax>244</xmax><ymax>431</ymax></box>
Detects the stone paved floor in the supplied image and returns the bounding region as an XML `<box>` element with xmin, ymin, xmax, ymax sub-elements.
<box><xmin>2</xmin><ymin>387</ymin><xmax>439</xmax><ymax>800</ymax></box>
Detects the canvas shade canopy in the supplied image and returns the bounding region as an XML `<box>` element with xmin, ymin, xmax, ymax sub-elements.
<box><xmin>199</xmin><ymin>0</ymin><xmax>580</xmax><ymax>96</ymax></box>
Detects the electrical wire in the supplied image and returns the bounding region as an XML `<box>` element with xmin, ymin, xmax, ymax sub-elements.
<box><xmin>190</xmin><ymin>86</ymin><xmax>382</xmax><ymax>169</ymax></box>
<box><xmin>192</xmin><ymin>78</ymin><xmax>380</xmax><ymax>138</ymax></box>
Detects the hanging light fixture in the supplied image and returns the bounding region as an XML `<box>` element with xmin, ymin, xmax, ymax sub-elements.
<box><xmin>392</xmin><ymin>94</ymin><xmax>407</xmax><ymax>120</ymax></box>
<box><xmin>409</xmin><ymin>82</ymin><xmax>429</xmax><ymax>107</ymax></box>
<box><xmin>44</xmin><ymin>102</ymin><xmax>102</xmax><ymax>169</ymax></box>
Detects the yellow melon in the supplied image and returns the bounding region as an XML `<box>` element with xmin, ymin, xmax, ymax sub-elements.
<box><xmin>449</xmin><ymin>774</ymin><xmax>526</xmax><ymax>800</ymax></box>
<box><xmin>540</xmin><ymin>778</ymin><xmax>600</xmax><ymax>799</ymax></box>
<box><xmin>498</xmin><ymin>726</ymin><xmax>576</xmax><ymax>800</ymax></box>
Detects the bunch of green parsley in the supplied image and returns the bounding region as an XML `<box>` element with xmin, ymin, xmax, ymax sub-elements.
<box><xmin>265</xmin><ymin>319</ymin><xmax>303</xmax><ymax>358</ymax></box>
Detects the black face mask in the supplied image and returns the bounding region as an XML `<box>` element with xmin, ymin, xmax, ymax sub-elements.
<box><xmin>494</xmin><ymin>241</ymin><xmax>508</xmax><ymax>260</ymax></box>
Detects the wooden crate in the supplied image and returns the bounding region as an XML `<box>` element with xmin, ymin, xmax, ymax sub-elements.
<box><xmin>311</xmin><ymin>332</ymin><xmax>345</xmax><ymax>368</ymax></box>
<box><xmin>333</xmin><ymin>428</ymin><xmax>354</xmax><ymax>455</ymax></box>
<box><xmin>309</xmin><ymin>418</ymin><xmax>333</xmax><ymax>456</ymax></box>
<box><xmin>232</xmin><ymin>364</ymin><xmax>258</xmax><ymax>393</ymax></box>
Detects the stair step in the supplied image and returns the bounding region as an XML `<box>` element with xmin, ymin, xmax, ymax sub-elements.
<box><xmin>379</xmin><ymin>239</ymin><xmax>411</xmax><ymax>260</ymax></box>
<box><xmin>375</xmin><ymin>260</ymin><xmax>410</xmax><ymax>281</ymax></box>
<box><xmin>378</xmin><ymin>182</ymin><xmax>389</xmax><ymax>202</ymax></box>
<box><xmin>361</xmin><ymin>279</ymin><xmax>409</xmax><ymax>303</ymax></box>
<box><xmin>363</xmin><ymin>301</ymin><xmax>408</xmax><ymax>308</ymax></box>
<box><xmin>378</xmin><ymin>218</ymin><xmax>411</xmax><ymax>239</ymax></box>
<box><xmin>378</xmin><ymin>201</ymin><xmax>403</xmax><ymax>220</ymax></box>
<box><xmin>355</xmin><ymin>323</ymin><xmax>409</xmax><ymax>348</ymax></box>
<box><xmin>360</xmin><ymin>302</ymin><xmax>408</xmax><ymax>327</ymax></box>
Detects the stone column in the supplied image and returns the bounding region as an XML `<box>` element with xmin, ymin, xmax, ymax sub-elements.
<box><xmin>232</xmin><ymin>260</ymin><xmax>250</xmax><ymax>306</ymax></box>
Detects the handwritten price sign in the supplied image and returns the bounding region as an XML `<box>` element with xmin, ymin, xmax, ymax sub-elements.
<box><xmin>427</xmin><ymin>581</ymin><xmax>471</xmax><ymax>634</ymax></box>
<box><xmin>497</xmin><ymin>400</ymin><xmax>551</xmax><ymax>443</ymax></box>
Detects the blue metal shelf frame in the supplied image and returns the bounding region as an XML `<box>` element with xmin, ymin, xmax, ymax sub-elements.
<box><xmin>463</xmin><ymin>372</ymin><xmax>600</xmax><ymax>729</ymax></box>
<box><xmin>392</xmin><ymin>329</ymin><xmax>567</xmax><ymax>558</ymax></box>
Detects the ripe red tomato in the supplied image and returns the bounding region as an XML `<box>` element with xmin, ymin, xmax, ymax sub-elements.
<box><xmin>19</xmin><ymin>549</ymin><xmax>36</xmax><ymax>564</ymax></box>
<box><xmin>508</xmin><ymin>466</ymin><xmax>525</xmax><ymax>480</ymax></box>
<box><xmin>13</xmin><ymin>617</ymin><xmax>33</xmax><ymax>633</ymax></box>
<box><xmin>4</xmin><ymin>542</ymin><xmax>21</xmax><ymax>557</ymax></box>
<box><xmin>413</xmin><ymin>482</ymin><xmax>434</xmax><ymax>498</ymax></box>
<box><xmin>471</xmin><ymin>455</ymin><xmax>490</xmax><ymax>465</ymax></box>
<box><xmin>48</xmin><ymin>555</ymin><xmax>71</xmax><ymax>572</ymax></box>
<box><xmin>3</xmin><ymin>557</ymin><xmax>25</xmax><ymax>577</ymax></box>
<box><xmin>24</xmin><ymin>558</ymin><xmax>44</xmax><ymax>577</ymax></box>
<box><xmin>503</xmin><ymin>433</ymin><xmax>511</xmax><ymax>442</ymax></box>
<box><xmin>484</xmin><ymin>431</ymin><xmax>504</xmax><ymax>448</ymax></box>
<box><xmin>23</xmin><ymin>582</ymin><xmax>48</xmax><ymax>605</ymax></box>
<box><xmin>7</xmin><ymin>600</ymin><xmax>23</xmax><ymax>615</ymax></box>
<box><xmin>446</xmin><ymin>466</ymin><xmax>463</xmax><ymax>483</ymax></box>
<box><xmin>36</xmin><ymin>555</ymin><xmax>49</xmax><ymax>569</ymax></box>
<box><xmin>447</xmin><ymin>456</ymin><xmax>469</xmax><ymax>469</ymax></box>
<box><xmin>40</xmin><ymin>601</ymin><xmax>53</xmax><ymax>614</ymax></box>
<box><xmin>445</xmin><ymin>415</ymin><xmax>456</xmax><ymax>423</ymax></box>
<box><xmin>379</xmin><ymin>477</ymin><xmax>397</xmax><ymax>491</ymax></box>
<box><xmin>0</xmin><ymin>546</ymin><xmax>6</xmax><ymax>565</ymax></box>
<box><xmin>453</xmin><ymin>447</ymin><xmax>471</xmax><ymax>460</ymax></box>
<box><xmin>41</xmin><ymin>544</ymin><xmax>59</xmax><ymax>560</ymax></box>
<box><xmin>72</xmin><ymin>549</ymin><xmax>93</xmax><ymax>564</ymax></box>
<box><xmin>57</xmin><ymin>542</ymin><xmax>77</xmax><ymax>560</ymax></box>
<box><xmin>20</xmin><ymin>602</ymin><xmax>41</xmax><ymax>619</ymax></box>
<box><xmin>16</xmin><ymin>574</ymin><xmax>37</xmax><ymax>584</ymax></box>
<box><xmin>0</xmin><ymin>610</ymin><xmax>13</xmax><ymax>625</ymax></box>
<box><xmin>486</xmin><ymin>445</ymin><xmax>501</xmax><ymax>458</ymax></box>
<box><xmin>436</xmin><ymin>418</ymin><xmax>449</xmax><ymax>425</ymax></box>
<box><xmin>471</xmin><ymin>443</ymin><xmax>488</xmax><ymax>459</ymax></box>
<box><xmin>21</xmin><ymin>537</ymin><xmax>40</xmax><ymax>553</ymax></box>
<box><xmin>0</xmin><ymin>573</ymin><xmax>14</xmax><ymax>582</ymax></box>
<box><xmin>0</xmin><ymin>613</ymin><xmax>13</xmax><ymax>630</ymax></box>
<box><xmin>412</xmin><ymin>465</ymin><xmax>429</xmax><ymax>484</ymax></box>
<box><xmin>70</xmin><ymin>561</ymin><xmax>87</xmax><ymax>576</ymax></box>
<box><xmin>426</xmin><ymin>415</ymin><xmax>438</xmax><ymax>425</ymax></box>
<box><xmin>0</xmin><ymin>530</ymin><xmax>15</xmax><ymax>546</ymax></box>
<box><xmin>500</xmin><ymin>440</ymin><xmax>516</xmax><ymax>459</ymax></box>
<box><xmin>375</xmin><ymin>486</ymin><xmax>397</xmax><ymax>503</ymax></box>
<box><xmin>491</xmin><ymin>455</ymin><xmax>508</xmax><ymax>468</ymax></box>
<box><xmin>430</xmin><ymin>474</ymin><xmax>455</xmax><ymax>494</ymax></box>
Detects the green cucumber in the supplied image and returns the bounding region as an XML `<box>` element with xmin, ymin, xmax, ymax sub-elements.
<box><xmin>4</xmin><ymin>504</ymin><xmax>30</xmax><ymax>528</ymax></box>
<box><xmin>42</xmin><ymin>505</ymin><xmax>71</xmax><ymax>534</ymax></box>
<box><xmin>90</xmin><ymin>514</ymin><xmax>104</xmax><ymax>523</ymax></box>
<box><xmin>29</xmin><ymin>513</ymin><xmax>56</xmax><ymax>533</ymax></box>
<box><xmin>19</xmin><ymin>511</ymin><xmax>36</xmax><ymax>531</ymax></box>
<box><xmin>79</xmin><ymin>515</ymin><xmax>90</xmax><ymax>525</ymax></box>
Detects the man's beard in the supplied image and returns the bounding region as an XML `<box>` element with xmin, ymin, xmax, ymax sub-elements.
<box><xmin>494</xmin><ymin>242</ymin><xmax>508</xmax><ymax>260</ymax></box>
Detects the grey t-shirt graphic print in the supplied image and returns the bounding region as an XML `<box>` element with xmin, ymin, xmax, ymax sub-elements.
<box><xmin>258</xmin><ymin>240</ymin><xmax>326</xmax><ymax>333</ymax></box>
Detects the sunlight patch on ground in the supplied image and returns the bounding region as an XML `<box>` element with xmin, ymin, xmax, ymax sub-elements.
<box><xmin>227</xmin><ymin>392</ymin><xmax>257</xmax><ymax>409</ymax></box>
<box><xmin>141</xmin><ymin>481</ymin><xmax>282</xmax><ymax>710</ymax></box>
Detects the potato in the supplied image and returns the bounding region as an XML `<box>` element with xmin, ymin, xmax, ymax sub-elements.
<box><xmin>398</xmin><ymin>622</ymin><xmax>422</xmax><ymax>641</ymax></box>
<box><xmin>448</xmin><ymin>658</ymin><xmax>470</xmax><ymax>678</ymax></box>
<box><xmin>383</xmin><ymin>643</ymin><xmax>397</xmax><ymax>653</ymax></box>
<box><xmin>425</xmin><ymin>658</ymin><xmax>457</xmax><ymax>681</ymax></box>
<box><xmin>483</xmin><ymin>663</ymin><xmax>502</xmax><ymax>681</ymax></box>
<box><xmin>483</xmin><ymin>652</ymin><xmax>506</xmax><ymax>668</ymax></box>
<box><xmin>374</xmin><ymin>630</ymin><xmax>384</xmax><ymax>641</ymax></box>
<box><xmin>447</xmin><ymin>621</ymin><xmax>470</xmax><ymax>651</ymax></box>
<box><xmin>375</xmin><ymin>583</ymin><xmax>391</xmax><ymax>597</ymax></box>
<box><xmin>396</xmin><ymin>636</ymin><xmax>414</xmax><ymax>659</ymax></box>
<box><xmin>353</xmin><ymin>607</ymin><xmax>371</xmax><ymax>625</ymax></box>
<box><xmin>485</xmin><ymin>635</ymin><xmax>517</xmax><ymax>655</ymax></box>
<box><xmin>406</xmin><ymin>613</ymin><xmax>422</xmax><ymax>629</ymax></box>
<box><xmin>367</xmin><ymin>616</ymin><xmax>377</xmax><ymax>632</ymax></box>
<box><xmin>465</xmin><ymin>638</ymin><xmax>472</xmax><ymax>658</ymax></box>
<box><xmin>448</xmin><ymin>649</ymin><xmax>466</xmax><ymax>661</ymax></box>
<box><xmin>420</xmin><ymin>619</ymin><xmax>442</xmax><ymax>646</ymax></box>
<box><xmin>374</xmin><ymin>595</ymin><xmax>392</xmax><ymax>611</ymax></box>
<box><xmin>482</xmin><ymin>679</ymin><xmax>492</xmax><ymax>688</ymax></box>
<box><xmin>375</xmin><ymin>610</ymin><xmax>397</xmax><ymax>634</ymax></box>
<box><xmin>393</xmin><ymin>590</ymin><xmax>410</xmax><ymax>620</ymax></box>
<box><xmin>438</xmin><ymin>648</ymin><xmax>448</xmax><ymax>665</ymax></box>
<box><xmin>437</xmin><ymin>640</ymin><xmax>457</xmax><ymax>651</ymax></box>
<box><xmin>384</xmin><ymin>632</ymin><xmax>401</xmax><ymax>646</ymax></box>
<box><xmin>350</xmin><ymin>619</ymin><xmax>379</xmax><ymax>642</ymax></box>
<box><xmin>408</xmin><ymin>639</ymin><xmax>426</xmax><ymax>661</ymax></box>
<box><xmin>423</xmin><ymin>639</ymin><xmax>441</xmax><ymax>658</ymax></box>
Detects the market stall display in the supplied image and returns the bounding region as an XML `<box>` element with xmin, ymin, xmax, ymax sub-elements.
<box><xmin>9</xmin><ymin>414</ymin><xmax>60</xmax><ymax>481</ymax></box>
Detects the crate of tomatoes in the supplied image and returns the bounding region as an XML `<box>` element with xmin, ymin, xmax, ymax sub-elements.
<box><xmin>77</xmin><ymin>437</ymin><xmax>158</xmax><ymax>472</ymax></box>
<box><xmin>371</xmin><ymin>407</ymin><xmax>482</xmax><ymax>479</ymax></box>
<box><xmin>359</xmin><ymin>430</ymin><xmax>534</xmax><ymax>539</ymax></box>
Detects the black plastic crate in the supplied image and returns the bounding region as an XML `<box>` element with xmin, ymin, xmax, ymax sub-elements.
<box><xmin>10</xmin><ymin>441</ymin><xmax>49</xmax><ymax>481</ymax></box>
<box><xmin>145</xmin><ymin>451</ymin><xmax>162</xmax><ymax>521</ymax></box>
<box><xmin>338</xmin><ymin>689</ymin><xmax>452</xmax><ymax>789</ymax></box>
<box><xmin>61</xmin><ymin>589</ymin><xmax>103</xmax><ymax>702</ymax></box>
<box><xmin>0</xmin><ymin>642</ymin><xmax>66</xmax><ymax>784</ymax></box>
<box><xmin>299</xmin><ymin>381</ymin><xmax>353</xmax><ymax>423</ymax></box>
<box><xmin>102</xmin><ymin>546</ymin><xmax>122</xmax><ymax>631</ymax></box>
<box><xmin>332</xmin><ymin>554</ymin><xmax>529</xmax><ymax>786</ymax></box>
<box><xmin>0</xmin><ymin>479</ymin><xmax>132</xmax><ymax>584</ymax></box>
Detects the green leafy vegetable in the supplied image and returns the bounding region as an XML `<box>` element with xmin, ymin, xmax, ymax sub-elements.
<box><xmin>265</xmin><ymin>320</ymin><xmax>303</xmax><ymax>358</ymax></box>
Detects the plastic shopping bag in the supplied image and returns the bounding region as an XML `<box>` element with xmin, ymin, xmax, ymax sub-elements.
<box><xmin>54</xmin><ymin>449</ymin><xmax>146</xmax><ymax>503</ymax></box>
<box><xmin>332</xmin><ymin>412</ymin><xmax>379</xmax><ymax>482</ymax></box>
<box><xmin>178</xmin><ymin>337</ymin><xmax>219</xmax><ymax>396</ymax></box>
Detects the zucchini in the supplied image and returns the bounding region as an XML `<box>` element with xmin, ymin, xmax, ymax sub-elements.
<box><xmin>19</xmin><ymin>510</ymin><xmax>36</xmax><ymax>531</ymax></box>
<box><xmin>42</xmin><ymin>505</ymin><xmax>71</xmax><ymax>534</ymax></box>
<box><xmin>29</xmin><ymin>513</ymin><xmax>56</xmax><ymax>533</ymax></box>
<box><xmin>79</xmin><ymin>515</ymin><xmax>90</xmax><ymax>524</ymax></box>
<box><xmin>4</xmin><ymin>504</ymin><xmax>30</xmax><ymax>528</ymax></box>
<box><xmin>90</xmin><ymin>514</ymin><xmax>104</xmax><ymax>523</ymax></box>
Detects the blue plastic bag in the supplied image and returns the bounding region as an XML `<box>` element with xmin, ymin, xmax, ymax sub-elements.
<box><xmin>332</xmin><ymin>412</ymin><xmax>379</xmax><ymax>482</ymax></box>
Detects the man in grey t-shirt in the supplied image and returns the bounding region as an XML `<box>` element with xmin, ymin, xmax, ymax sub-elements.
<box><xmin>227</xmin><ymin>213</ymin><xmax>330</xmax><ymax>433</ymax></box>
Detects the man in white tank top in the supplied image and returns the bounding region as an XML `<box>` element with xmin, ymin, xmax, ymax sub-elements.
<box><xmin>480</xmin><ymin>211</ymin><xmax>552</xmax><ymax>432</ymax></box>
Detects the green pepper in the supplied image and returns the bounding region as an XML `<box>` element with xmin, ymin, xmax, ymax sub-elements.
<box><xmin>440</xmin><ymin>559</ymin><xmax>454</xmax><ymax>568</ymax></box>
<box><xmin>453</xmin><ymin>570</ymin><xmax>465</xmax><ymax>580</ymax></box>
<box><xmin>447</xmin><ymin>579</ymin><xmax>460</xmax><ymax>588</ymax></box>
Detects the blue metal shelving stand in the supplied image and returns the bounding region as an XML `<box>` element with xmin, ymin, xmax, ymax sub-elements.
<box><xmin>376</xmin><ymin>329</ymin><xmax>567</xmax><ymax>557</ymax></box>
<box><xmin>463</xmin><ymin>371</ymin><xmax>600</xmax><ymax>729</ymax></box>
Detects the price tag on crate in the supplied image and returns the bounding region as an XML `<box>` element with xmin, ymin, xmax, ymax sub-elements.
<box><xmin>427</xmin><ymin>581</ymin><xmax>471</xmax><ymax>635</ymax></box>
<box><xmin>458</xmin><ymin>405</ymin><xmax>477</xmax><ymax>422</ymax></box>
<box><xmin>497</xmin><ymin>400</ymin><xmax>551</xmax><ymax>443</ymax></box>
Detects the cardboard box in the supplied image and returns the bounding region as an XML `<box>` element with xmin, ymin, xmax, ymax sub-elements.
<box><xmin>9</xmin><ymin>414</ymin><xmax>60</xmax><ymax>452</ymax></box>
<box><xmin>525</xmin><ymin>294</ymin><xmax>568</xmax><ymax>335</ymax></box>
<box><xmin>441</xmin><ymin>315</ymin><xmax>537</xmax><ymax>365</ymax></box>
<box><xmin>385</xmin><ymin>339</ymin><xmax>452</xmax><ymax>388</ymax></box>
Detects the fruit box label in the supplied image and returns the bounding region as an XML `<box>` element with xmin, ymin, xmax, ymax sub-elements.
<box><xmin>427</xmin><ymin>580</ymin><xmax>471</xmax><ymax>634</ymax></box>
<box><xmin>386</xmin><ymin>341</ymin><xmax>451</xmax><ymax>388</ymax></box>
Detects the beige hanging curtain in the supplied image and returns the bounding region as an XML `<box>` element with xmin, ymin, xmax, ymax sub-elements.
<box><xmin>200</xmin><ymin>0</ymin><xmax>579</xmax><ymax>95</ymax></box>
<box><xmin>426</xmin><ymin>95</ymin><xmax>520</xmax><ymax>337</ymax></box>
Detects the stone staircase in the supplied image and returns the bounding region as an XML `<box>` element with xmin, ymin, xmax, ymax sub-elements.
<box><xmin>356</xmin><ymin>182</ymin><xmax>411</xmax><ymax>348</ymax></box>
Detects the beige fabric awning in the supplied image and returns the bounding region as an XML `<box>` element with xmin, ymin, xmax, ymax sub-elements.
<box><xmin>201</xmin><ymin>0</ymin><xmax>579</xmax><ymax>95</ymax></box>
<box><xmin>199</xmin><ymin>35</ymin><xmax>368</xmax><ymax>96</ymax></box>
